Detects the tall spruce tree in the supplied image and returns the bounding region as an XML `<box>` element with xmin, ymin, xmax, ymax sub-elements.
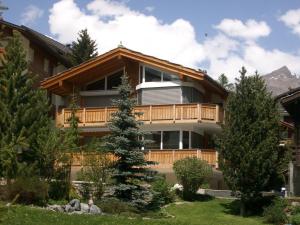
<box><xmin>105</xmin><ymin>74</ymin><xmax>154</xmax><ymax>209</ymax></box>
<box><xmin>217</xmin><ymin>67</ymin><xmax>286</xmax><ymax>216</ymax></box>
<box><xmin>218</xmin><ymin>73</ymin><xmax>234</xmax><ymax>91</ymax></box>
<box><xmin>0</xmin><ymin>34</ymin><xmax>50</xmax><ymax>180</ymax></box>
<box><xmin>69</xmin><ymin>29</ymin><xmax>98</xmax><ymax>66</ymax></box>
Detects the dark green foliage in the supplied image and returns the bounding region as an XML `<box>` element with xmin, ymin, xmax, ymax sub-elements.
<box><xmin>263</xmin><ymin>198</ymin><xmax>288</xmax><ymax>225</ymax></box>
<box><xmin>104</xmin><ymin>74</ymin><xmax>155</xmax><ymax>209</ymax></box>
<box><xmin>218</xmin><ymin>73</ymin><xmax>234</xmax><ymax>91</ymax></box>
<box><xmin>291</xmin><ymin>214</ymin><xmax>300</xmax><ymax>225</ymax></box>
<box><xmin>291</xmin><ymin>205</ymin><xmax>300</xmax><ymax>215</ymax></box>
<box><xmin>173</xmin><ymin>157</ymin><xmax>212</xmax><ymax>201</ymax></box>
<box><xmin>217</xmin><ymin>67</ymin><xmax>287</xmax><ymax>215</ymax></box>
<box><xmin>0</xmin><ymin>34</ymin><xmax>50</xmax><ymax>180</ymax></box>
<box><xmin>148</xmin><ymin>175</ymin><xmax>175</xmax><ymax>209</ymax></box>
<box><xmin>9</xmin><ymin>177</ymin><xmax>48</xmax><ymax>206</ymax></box>
<box><xmin>69</xmin><ymin>29</ymin><xmax>98</xmax><ymax>66</ymax></box>
<box><xmin>96</xmin><ymin>198</ymin><xmax>138</xmax><ymax>215</ymax></box>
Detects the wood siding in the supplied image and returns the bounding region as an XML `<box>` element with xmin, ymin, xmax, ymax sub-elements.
<box><xmin>71</xmin><ymin>149</ymin><xmax>218</xmax><ymax>168</ymax></box>
<box><xmin>57</xmin><ymin>103</ymin><xmax>223</xmax><ymax>127</ymax></box>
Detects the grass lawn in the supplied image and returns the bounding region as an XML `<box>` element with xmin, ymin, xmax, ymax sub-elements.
<box><xmin>1</xmin><ymin>199</ymin><xmax>269</xmax><ymax>225</ymax></box>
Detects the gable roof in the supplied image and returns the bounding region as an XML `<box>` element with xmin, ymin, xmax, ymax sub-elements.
<box><xmin>0</xmin><ymin>20</ymin><xmax>71</xmax><ymax>67</ymax></box>
<box><xmin>41</xmin><ymin>46</ymin><xmax>227</xmax><ymax>96</ymax></box>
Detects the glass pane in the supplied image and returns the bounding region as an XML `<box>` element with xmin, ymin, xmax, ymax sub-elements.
<box><xmin>183</xmin><ymin>131</ymin><xmax>189</xmax><ymax>149</ymax></box>
<box><xmin>145</xmin><ymin>67</ymin><xmax>161</xmax><ymax>82</ymax></box>
<box><xmin>107</xmin><ymin>70</ymin><xmax>123</xmax><ymax>90</ymax></box>
<box><xmin>163</xmin><ymin>72</ymin><xmax>180</xmax><ymax>82</ymax></box>
<box><xmin>144</xmin><ymin>131</ymin><xmax>161</xmax><ymax>149</ymax></box>
<box><xmin>191</xmin><ymin>132</ymin><xmax>203</xmax><ymax>149</ymax></box>
<box><xmin>86</xmin><ymin>78</ymin><xmax>105</xmax><ymax>91</ymax></box>
<box><xmin>163</xmin><ymin>131</ymin><xmax>179</xmax><ymax>149</ymax></box>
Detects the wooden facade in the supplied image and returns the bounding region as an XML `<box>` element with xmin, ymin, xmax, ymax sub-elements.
<box><xmin>58</xmin><ymin>103</ymin><xmax>223</xmax><ymax>128</ymax></box>
<box><xmin>41</xmin><ymin>47</ymin><xmax>227</xmax><ymax>169</ymax></box>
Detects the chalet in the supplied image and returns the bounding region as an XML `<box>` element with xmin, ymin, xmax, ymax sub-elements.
<box><xmin>0</xmin><ymin>20</ymin><xmax>71</xmax><ymax>82</ymax></box>
<box><xmin>41</xmin><ymin>46</ymin><xmax>227</xmax><ymax>169</ymax></box>
<box><xmin>277</xmin><ymin>87</ymin><xmax>300</xmax><ymax>196</ymax></box>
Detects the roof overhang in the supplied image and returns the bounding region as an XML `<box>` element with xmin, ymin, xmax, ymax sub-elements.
<box><xmin>41</xmin><ymin>47</ymin><xmax>227</xmax><ymax>97</ymax></box>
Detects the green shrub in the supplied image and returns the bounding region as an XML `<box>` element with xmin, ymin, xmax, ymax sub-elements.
<box><xmin>263</xmin><ymin>198</ymin><xmax>288</xmax><ymax>225</ymax></box>
<box><xmin>292</xmin><ymin>205</ymin><xmax>300</xmax><ymax>215</ymax></box>
<box><xmin>96</xmin><ymin>198</ymin><xmax>138</xmax><ymax>214</ymax></box>
<box><xmin>9</xmin><ymin>176</ymin><xmax>48</xmax><ymax>206</ymax></box>
<box><xmin>148</xmin><ymin>176</ymin><xmax>175</xmax><ymax>209</ymax></box>
<box><xmin>173</xmin><ymin>157</ymin><xmax>212</xmax><ymax>200</ymax></box>
<box><xmin>291</xmin><ymin>214</ymin><xmax>300</xmax><ymax>225</ymax></box>
<box><xmin>48</xmin><ymin>180</ymin><xmax>69</xmax><ymax>200</ymax></box>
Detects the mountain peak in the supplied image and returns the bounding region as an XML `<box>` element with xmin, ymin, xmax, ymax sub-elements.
<box><xmin>263</xmin><ymin>66</ymin><xmax>300</xmax><ymax>96</ymax></box>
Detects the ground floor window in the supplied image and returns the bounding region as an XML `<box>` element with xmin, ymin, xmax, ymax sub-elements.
<box><xmin>144</xmin><ymin>130</ymin><xmax>204</xmax><ymax>150</ymax></box>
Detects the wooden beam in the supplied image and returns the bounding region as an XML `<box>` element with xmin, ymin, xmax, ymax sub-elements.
<box><xmin>59</xmin><ymin>80</ymin><xmax>73</xmax><ymax>93</ymax></box>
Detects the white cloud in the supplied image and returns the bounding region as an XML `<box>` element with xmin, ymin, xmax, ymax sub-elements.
<box><xmin>21</xmin><ymin>5</ymin><xmax>44</xmax><ymax>25</ymax></box>
<box><xmin>279</xmin><ymin>8</ymin><xmax>300</xmax><ymax>37</ymax></box>
<box><xmin>215</xmin><ymin>19</ymin><xmax>271</xmax><ymax>40</ymax></box>
<box><xmin>48</xmin><ymin>0</ymin><xmax>300</xmax><ymax>82</ymax></box>
<box><xmin>49</xmin><ymin>0</ymin><xmax>204</xmax><ymax>68</ymax></box>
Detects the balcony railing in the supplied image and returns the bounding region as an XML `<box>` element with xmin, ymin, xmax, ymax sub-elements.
<box><xmin>57</xmin><ymin>103</ymin><xmax>223</xmax><ymax>127</ymax></box>
<box><xmin>71</xmin><ymin>149</ymin><xmax>218</xmax><ymax>168</ymax></box>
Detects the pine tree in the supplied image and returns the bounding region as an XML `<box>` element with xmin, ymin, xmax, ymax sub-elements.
<box><xmin>218</xmin><ymin>73</ymin><xmax>234</xmax><ymax>91</ymax></box>
<box><xmin>0</xmin><ymin>34</ymin><xmax>50</xmax><ymax>180</ymax></box>
<box><xmin>69</xmin><ymin>29</ymin><xmax>98</xmax><ymax>66</ymax></box>
<box><xmin>217</xmin><ymin>67</ymin><xmax>287</xmax><ymax>216</ymax></box>
<box><xmin>105</xmin><ymin>74</ymin><xmax>154</xmax><ymax>209</ymax></box>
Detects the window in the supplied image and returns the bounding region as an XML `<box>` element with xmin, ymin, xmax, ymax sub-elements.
<box><xmin>182</xmin><ymin>87</ymin><xmax>203</xmax><ymax>103</ymax></box>
<box><xmin>183</xmin><ymin>131</ymin><xmax>189</xmax><ymax>149</ymax></box>
<box><xmin>163</xmin><ymin>131</ymin><xmax>179</xmax><ymax>149</ymax></box>
<box><xmin>145</xmin><ymin>67</ymin><xmax>161</xmax><ymax>82</ymax></box>
<box><xmin>144</xmin><ymin>131</ymin><xmax>161</xmax><ymax>149</ymax></box>
<box><xmin>163</xmin><ymin>72</ymin><xmax>179</xmax><ymax>82</ymax></box>
<box><xmin>139</xmin><ymin>66</ymin><xmax>143</xmax><ymax>84</ymax></box>
<box><xmin>191</xmin><ymin>132</ymin><xmax>203</xmax><ymax>149</ymax></box>
<box><xmin>86</xmin><ymin>78</ymin><xmax>105</xmax><ymax>91</ymax></box>
<box><xmin>107</xmin><ymin>70</ymin><xmax>122</xmax><ymax>90</ymax></box>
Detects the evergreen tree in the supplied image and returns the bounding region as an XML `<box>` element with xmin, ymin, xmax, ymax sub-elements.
<box><xmin>217</xmin><ymin>67</ymin><xmax>287</xmax><ymax>216</ymax></box>
<box><xmin>69</xmin><ymin>29</ymin><xmax>98</xmax><ymax>66</ymax></box>
<box><xmin>218</xmin><ymin>73</ymin><xmax>234</xmax><ymax>91</ymax></box>
<box><xmin>0</xmin><ymin>34</ymin><xmax>50</xmax><ymax>180</ymax></box>
<box><xmin>105</xmin><ymin>74</ymin><xmax>154</xmax><ymax>209</ymax></box>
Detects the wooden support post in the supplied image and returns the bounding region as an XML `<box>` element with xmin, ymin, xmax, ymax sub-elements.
<box><xmin>172</xmin><ymin>150</ymin><xmax>175</xmax><ymax>164</ymax></box>
<box><xmin>180</xmin><ymin>105</ymin><xmax>183</xmax><ymax>120</ymax></box>
<box><xmin>215</xmin><ymin>151</ymin><xmax>219</xmax><ymax>168</ymax></box>
<box><xmin>148</xmin><ymin>150</ymin><xmax>151</xmax><ymax>161</ymax></box>
<box><xmin>197</xmin><ymin>104</ymin><xmax>201</xmax><ymax>121</ymax></box>
<box><xmin>173</xmin><ymin>105</ymin><xmax>176</xmax><ymax>122</ymax></box>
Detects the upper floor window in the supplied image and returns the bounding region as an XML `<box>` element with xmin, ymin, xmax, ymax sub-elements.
<box><xmin>85</xmin><ymin>69</ymin><xmax>123</xmax><ymax>91</ymax></box>
<box><xmin>140</xmin><ymin>65</ymin><xmax>180</xmax><ymax>83</ymax></box>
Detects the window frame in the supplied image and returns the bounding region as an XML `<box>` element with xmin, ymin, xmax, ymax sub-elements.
<box><xmin>140</xmin><ymin>64</ymin><xmax>180</xmax><ymax>83</ymax></box>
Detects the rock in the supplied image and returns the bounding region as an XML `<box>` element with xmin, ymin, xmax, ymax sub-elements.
<box><xmin>80</xmin><ymin>203</ymin><xmax>90</xmax><ymax>213</ymax></box>
<box><xmin>89</xmin><ymin>205</ymin><xmax>102</xmax><ymax>214</ymax></box>
<box><xmin>47</xmin><ymin>204</ymin><xmax>64</xmax><ymax>212</ymax></box>
<box><xmin>291</xmin><ymin>202</ymin><xmax>300</xmax><ymax>207</ymax></box>
<box><xmin>65</xmin><ymin>204</ymin><xmax>74</xmax><ymax>213</ymax></box>
<box><xmin>69</xmin><ymin>199</ymin><xmax>81</xmax><ymax>211</ymax></box>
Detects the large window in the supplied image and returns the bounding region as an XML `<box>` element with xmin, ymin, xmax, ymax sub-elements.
<box><xmin>107</xmin><ymin>70</ymin><xmax>122</xmax><ymax>90</ymax></box>
<box><xmin>163</xmin><ymin>131</ymin><xmax>179</xmax><ymax>149</ymax></box>
<box><xmin>144</xmin><ymin>131</ymin><xmax>161</xmax><ymax>149</ymax></box>
<box><xmin>182</xmin><ymin>87</ymin><xmax>203</xmax><ymax>103</ymax></box>
<box><xmin>182</xmin><ymin>131</ymin><xmax>189</xmax><ymax>149</ymax></box>
<box><xmin>191</xmin><ymin>132</ymin><xmax>203</xmax><ymax>149</ymax></box>
<box><xmin>85</xmin><ymin>70</ymin><xmax>123</xmax><ymax>91</ymax></box>
<box><xmin>145</xmin><ymin>67</ymin><xmax>161</xmax><ymax>82</ymax></box>
<box><xmin>86</xmin><ymin>78</ymin><xmax>105</xmax><ymax>91</ymax></box>
<box><xmin>142</xmin><ymin>66</ymin><xmax>179</xmax><ymax>83</ymax></box>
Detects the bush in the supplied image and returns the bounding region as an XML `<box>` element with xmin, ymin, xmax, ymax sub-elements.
<box><xmin>9</xmin><ymin>176</ymin><xmax>48</xmax><ymax>206</ymax></box>
<box><xmin>263</xmin><ymin>198</ymin><xmax>288</xmax><ymax>225</ymax></box>
<box><xmin>173</xmin><ymin>157</ymin><xmax>212</xmax><ymax>200</ymax></box>
<box><xmin>292</xmin><ymin>205</ymin><xmax>300</xmax><ymax>215</ymax></box>
<box><xmin>96</xmin><ymin>198</ymin><xmax>138</xmax><ymax>214</ymax></box>
<box><xmin>291</xmin><ymin>214</ymin><xmax>300</xmax><ymax>225</ymax></box>
<box><xmin>48</xmin><ymin>180</ymin><xmax>69</xmax><ymax>200</ymax></box>
<box><xmin>148</xmin><ymin>176</ymin><xmax>174</xmax><ymax>209</ymax></box>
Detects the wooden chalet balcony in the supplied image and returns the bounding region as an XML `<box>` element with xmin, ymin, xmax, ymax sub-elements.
<box><xmin>72</xmin><ymin>149</ymin><xmax>218</xmax><ymax>168</ymax></box>
<box><xmin>57</xmin><ymin>103</ymin><xmax>224</xmax><ymax>127</ymax></box>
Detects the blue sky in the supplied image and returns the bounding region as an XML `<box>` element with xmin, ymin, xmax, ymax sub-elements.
<box><xmin>3</xmin><ymin>0</ymin><xmax>300</xmax><ymax>80</ymax></box>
